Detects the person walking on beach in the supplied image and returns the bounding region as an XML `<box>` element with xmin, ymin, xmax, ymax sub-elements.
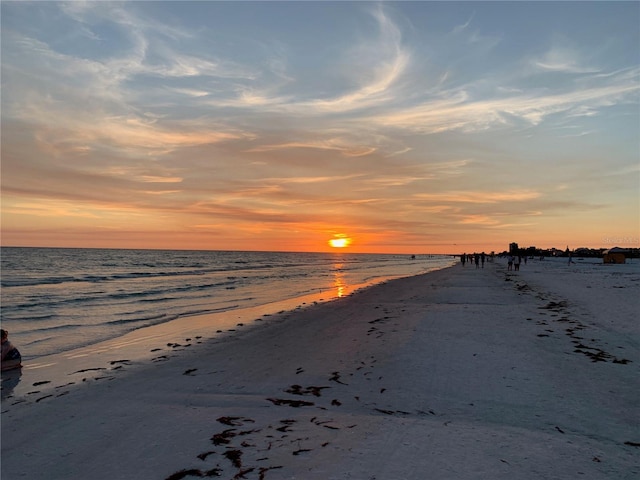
<box><xmin>474</xmin><ymin>253</ymin><xmax>480</xmax><ymax>269</ymax></box>
<box><xmin>1</xmin><ymin>329</ymin><xmax>22</xmax><ymax>371</ymax></box>
<box><xmin>514</xmin><ymin>255</ymin><xmax>521</xmax><ymax>271</ymax></box>
<box><xmin>481</xmin><ymin>252</ymin><xmax>485</xmax><ymax>268</ymax></box>
<box><xmin>461</xmin><ymin>254</ymin><xmax>466</xmax><ymax>267</ymax></box>
<box><xmin>508</xmin><ymin>255</ymin><xmax>514</xmax><ymax>271</ymax></box>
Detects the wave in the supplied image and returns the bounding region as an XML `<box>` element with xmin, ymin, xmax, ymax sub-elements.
<box><xmin>0</xmin><ymin>313</ymin><xmax>57</xmax><ymax>322</ymax></box>
<box><xmin>0</xmin><ymin>253</ymin><xmax>395</xmax><ymax>288</ymax></box>
<box><xmin>27</xmin><ymin>323</ymin><xmax>86</xmax><ymax>333</ymax></box>
<box><xmin>138</xmin><ymin>296</ymin><xmax>180</xmax><ymax>303</ymax></box>
<box><xmin>106</xmin><ymin>313</ymin><xmax>172</xmax><ymax>326</ymax></box>
<box><xmin>184</xmin><ymin>304</ymin><xmax>241</xmax><ymax>315</ymax></box>
<box><xmin>1</xmin><ymin>276</ymin><xmax>77</xmax><ymax>287</ymax></box>
<box><xmin>4</xmin><ymin>278</ymin><xmax>244</xmax><ymax>311</ymax></box>
<box><xmin>0</xmin><ymin>258</ymin><xmax>336</xmax><ymax>288</ymax></box>
<box><xmin>105</xmin><ymin>304</ymin><xmax>241</xmax><ymax>328</ymax></box>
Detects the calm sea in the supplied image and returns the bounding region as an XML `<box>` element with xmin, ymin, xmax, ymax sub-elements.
<box><xmin>1</xmin><ymin>247</ymin><xmax>455</xmax><ymax>360</ymax></box>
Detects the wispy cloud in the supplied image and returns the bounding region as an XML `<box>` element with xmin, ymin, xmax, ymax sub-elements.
<box><xmin>415</xmin><ymin>190</ymin><xmax>541</xmax><ymax>204</ymax></box>
<box><xmin>452</xmin><ymin>13</ymin><xmax>475</xmax><ymax>34</ymax></box>
<box><xmin>260</xmin><ymin>174</ymin><xmax>364</xmax><ymax>185</ymax></box>
<box><xmin>366</xmin><ymin>69</ymin><xmax>639</xmax><ymax>133</ymax></box>
<box><xmin>301</xmin><ymin>6</ymin><xmax>410</xmax><ymax>113</ymax></box>
<box><xmin>532</xmin><ymin>45</ymin><xmax>600</xmax><ymax>74</ymax></box>
<box><xmin>246</xmin><ymin>139</ymin><xmax>376</xmax><ymax>157</ymax></box>
<box><xmin>139</xmin><ymin>176</ymin><xmax>183</xmax><ymax>183</ymax></box>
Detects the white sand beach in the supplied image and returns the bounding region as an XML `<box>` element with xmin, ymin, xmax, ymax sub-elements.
<box><xmin>2</xmin><ymin>258</ymin><xmax>639</xmax><ymax>479</ymax></box>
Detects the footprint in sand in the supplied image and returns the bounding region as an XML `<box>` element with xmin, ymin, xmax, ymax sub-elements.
<box><xmin>71</xmin><ymin>367</ymin><xmax>105</xmax><ymax>374</ymax></box>
<box><xmin>329</xmin><ymin>372</ymin><xmax>348</xmax><ymax>385</ymax></box>
<box><xmin>266</xmin><ymin>398</ymin><xmax>314</xmax><ymax>407</ymax></box>
<box><xmin>285</xmin><ymin>385</ymin><xmax>330</xmax><ymax>397</ymax></box>
<box><xmin>217</xmin><ymin>416</ymin><xmax>255</xmax><ymax>426</ymax></box>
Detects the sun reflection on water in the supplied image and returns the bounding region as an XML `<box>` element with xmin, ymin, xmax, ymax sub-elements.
<box><xmin>333</xmin><ymin>263</ymin><xmax>347</xmax><ymax>297</ymax></box>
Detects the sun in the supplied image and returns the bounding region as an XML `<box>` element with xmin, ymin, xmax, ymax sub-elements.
<box><xmin>329</xmin><ymin>238</ymin><xmax>349</xmax><ymax>248</ymax></box>
<box><xmin>328</xmin><ymin>234</ymin><xmax>352</xmax><ymax>248</ymax></box>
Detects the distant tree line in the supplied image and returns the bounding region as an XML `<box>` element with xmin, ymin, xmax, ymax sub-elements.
<box><xmin>501</xmin><ymin>243</ymin><xmax>639</xmax><ymax>259</ymax></box>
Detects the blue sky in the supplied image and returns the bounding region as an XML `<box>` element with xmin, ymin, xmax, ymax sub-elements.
<box><xmin>2</xmin><ymin>1</ymin><xmax>638</xmax><ymax>253</ymax></box>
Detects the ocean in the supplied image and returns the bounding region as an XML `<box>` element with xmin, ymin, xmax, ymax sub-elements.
<box><xmin>1</xmin><ymin>247</ymin><xmax>455</xmax><ymax>361</ymax></box>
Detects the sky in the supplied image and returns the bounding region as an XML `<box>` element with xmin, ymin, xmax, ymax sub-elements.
<box><xmin>1</xmin><ymin>1</ymin><xmax>639</xmax><ymax>254</ymax></box>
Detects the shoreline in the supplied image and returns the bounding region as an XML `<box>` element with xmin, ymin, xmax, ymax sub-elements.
<box><xmin>2</xmin><ymin>260</ymin><xmax>639</xmax><ymax>479</ymax></box>
<box><xmin>1</xmin><ymin>267</ymin><xmax>451</xmax><ymax>402</ymax></box>
<box><xmin>1</xmin><ymin>286</ymin><xmax>353</xmax><ymax>402</ymax></box>
<box><xmin>1</xmin><ymin>247</ymin><xmax>455</xmax><ymax>362</ymax></box>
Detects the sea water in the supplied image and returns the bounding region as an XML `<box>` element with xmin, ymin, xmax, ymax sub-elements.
<box><xmin>1</xmin><ymin>247</ymin><xmax>455</xmax><ymax>360</ymax></box>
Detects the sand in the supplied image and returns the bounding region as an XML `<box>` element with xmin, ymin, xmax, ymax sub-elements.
<box><xmin>2</xmin><ymin>258</ymin><xmax>639</xmax><ymax>479</ymax></box>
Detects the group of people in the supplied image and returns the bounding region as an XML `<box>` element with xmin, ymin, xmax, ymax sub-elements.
<box><xmin>1</xmin><ymin>329</ymin><xmax>22</xmax><ymax>372</ymax></box>
<box><xmin>459</xmin><ymin>252</ymin><xmax>527</xmax><ymax>272</ymax></box>
<box><xmin>460</xmin><ymin>252</ymin><xmax>489</xmax><ymax>268</ymax></box>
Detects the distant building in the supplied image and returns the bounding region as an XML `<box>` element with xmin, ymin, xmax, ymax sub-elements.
<box><xmin>509</xmin><ymin>242</ymin><xmax>519</xmax><ymax>254</ymax></box>
<box><xmin>603</xmin><ymin>247</ymin><xmax>627</xmax><ymax>264</ymax></box>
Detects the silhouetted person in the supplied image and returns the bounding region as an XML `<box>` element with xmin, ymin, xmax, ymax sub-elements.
<box><xmin>1</xmin><ymin>329</ymin><xmax>22</xmax><ymax>371</ymax></box>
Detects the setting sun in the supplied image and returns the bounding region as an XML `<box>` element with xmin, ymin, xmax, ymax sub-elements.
<box><xmin>329</xmin><ymin>235</ymin><xmax>352</xmax><ymax>248</ymax></box>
